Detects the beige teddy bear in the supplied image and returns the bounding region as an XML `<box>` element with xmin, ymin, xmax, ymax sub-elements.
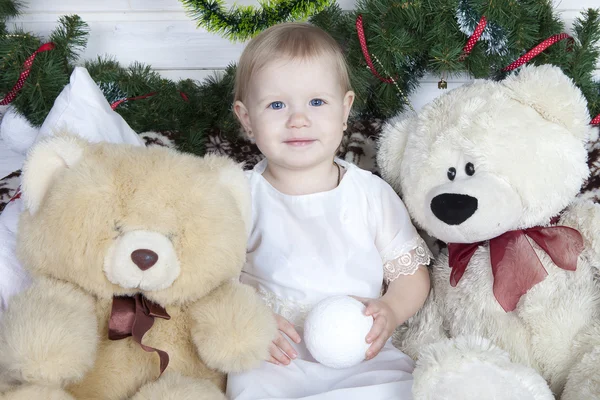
<box><xmin>0</xmin><ymin>135</ymin><xmax>276</xmax><ymax>400</ymax></box>
<box><xmin>378</xmin><ymin>65</ymin><xmax>600</xmax><ymax>399</ymax></box>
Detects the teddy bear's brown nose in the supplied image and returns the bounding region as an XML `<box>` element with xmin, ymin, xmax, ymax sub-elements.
<box><xmin>131</xmin><ymin>249</ymin><xmax>159</xmax><ymax>271</ymax></box>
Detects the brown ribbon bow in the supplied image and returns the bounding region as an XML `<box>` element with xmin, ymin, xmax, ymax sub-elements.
<box><xmin>448</xmin><ymin>225</ymin><xmax>584</xmax><ymax>312</ymax></box>
<box><xmin>108</xmin><ymin>293</ymin><xmax>171</xmax><ymax>375</ymax></box>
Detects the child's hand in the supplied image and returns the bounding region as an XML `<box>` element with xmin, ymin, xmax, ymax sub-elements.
<box><xmin>353</xmin><ymin>296</ymin><xmax>400</xmax><ymax>361</ymax></box>
<box><xmin>267</xmin><ymin>313</ymin><xmax>301</xmax><ymax>365</ymax></box>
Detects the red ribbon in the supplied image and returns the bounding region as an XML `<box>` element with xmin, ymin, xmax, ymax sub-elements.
<box><xmin>498</xmin><ymin>33</ymin><xmax>599</xmax><ymax>125</ymax></box>
<box><xmin>448</xmin><ymin>225</ymin><xmax>583</xmax><ymax>312</ymax></box>
<box><xmin>8</xmin><ymin>186</ymin><xmax>21</xmax><ymax>203</ymax></box>
<box><xmin>108</xmin><ymin>294</ymin><xmax>171</xmax><ymax>375</ymax></box>
<box><xmin>111</xmin><ymin>92</ymin><xmax>157</xmax><ymax>110</ymax></box>
<box><xmin>355</xmin><ymin>15</ymin><xmax>396</xmax><ymax>84</ymax></box>
<box><xmin>502</xmin><ymin>33</ymin><xmax>573</xmax><ymax>72</ymax></box>
<box><xmin>0</xmin><ymin>42</ymin><xmax>56</xmax><ymax>105</ymax></box>
<box><xmin>459</xmin><ymin>16</ymin><xmax>488</xmax><ymax>61</ymax></box>
<box><xmin>110</xmin><ymin>91</ymin><xmax>189</xmax><ymax>110</ymax></box>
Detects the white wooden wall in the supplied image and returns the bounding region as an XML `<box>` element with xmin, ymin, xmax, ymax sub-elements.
<box><xmin>7</xmin><ymin>0</ymin><xmax>600</xmax><ymax>111</ymax></box>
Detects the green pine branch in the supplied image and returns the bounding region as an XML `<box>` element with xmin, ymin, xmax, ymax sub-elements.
<box><xmin>180</xmin><ymin>0</ymin><xmax>333</xmax><ymax>42</ymax></box>
<box><xmin>1</xmin><ymin>0</ymin><xmax>599</xmax><ymax>156</ymax></box>
<box><xmin>0</xmin><ymin>0</ymin><xmax>22</xmax><ymax>34</ymax></box>
<box><xmin>570</xmin><ymin>9</ymin><xmax>600</xmax><ymax>119</ymax></box>
<box><xmin>2</xmin><ymin>15</ymin><xmax>89</xmax><ymax>125</ymax></box>
<box><xmin>49</xmin><ymin>15</ymin><xmax>89</xmax><ymax>65</ymax></box>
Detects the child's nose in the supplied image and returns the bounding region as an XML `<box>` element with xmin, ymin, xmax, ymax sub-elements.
<box><xmin>287</xmin><ymin>111</ymin><xmax>310</xmax><ymax>128</ymax></box>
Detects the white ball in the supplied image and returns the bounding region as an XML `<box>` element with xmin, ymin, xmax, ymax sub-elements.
<box><xmin>0</xmin><ymin>106</ymin><xmax>40</xmax><ymax>154</ymax></box>
<box><xmin>304</xmin><ymin>295</ymin><xmax>373</xmax><ymax>369</ymax></box>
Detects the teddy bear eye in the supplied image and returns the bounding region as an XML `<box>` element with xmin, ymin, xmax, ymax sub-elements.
<box><xmin>465</xmin><ymin>162</ymin><xmax>475</xmax><ymax>176</ymax></box>
<box><xmin>447</xmin><ymin>167</ymin><xmax>456</xmax><ymax>181</ymax></box>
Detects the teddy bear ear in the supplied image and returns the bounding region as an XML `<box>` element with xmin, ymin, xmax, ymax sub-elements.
<box><xmin>502</xmin><ymin>64</ymin><xmax>592</xmax><ymax>140</ymax></box>
<box><xmin>217</xmin><ymin>159</ymin><xmax>252</xmax><ymax>236</ymax></box>
<box><xmin>376</xmin><ymin>111</ymin><xmax>418</xmax><ymax>194</ymax></box>
<box><xmin>21</xmin><ymin>134</ymin><xmax>87</xmax><ymax>215</ymax></box>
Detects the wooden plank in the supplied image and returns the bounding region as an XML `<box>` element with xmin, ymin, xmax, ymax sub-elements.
<box><xmin>10</xmin><ymin>0</ymin><xmax>260</xmax><ymax>13</ymax></box>
<box><xmin>158</xmin><ymin>69</ymin><xmax>220</xmax><ymax>82</ymax></box>
<box><xmin>553</xmin><ymin>0</ymin><xmax>600</xmax><ymax>10</ymax></box>
<box><xmin>7</xmin><ymin>16</ymin><xmax>247</xmax><ymax>70</ymax></box>
<box><xmin>14</xmin><ymin>0</ymin><xmax>585</xmax><ymax>13</ymax></box>
<box><xmin>12</xmin><ymin>0</ymin><xmax>318</xmax><ymax>13</ymax></box>
<box><xmin>10</xmin><ymin>10</ymin><xmax>596</xmax><ymax>71</ymax></box>
<box><xmin>6</xmin><ymin>6</ymin><xmax>598</xmax><ymax>71</ymax></box>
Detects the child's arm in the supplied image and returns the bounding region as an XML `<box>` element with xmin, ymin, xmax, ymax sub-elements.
<box><xmin>354</xmin><ymin>265</ymin><xmax>430</xmax><ymax>360</ymax></box>
<box><xmin>381</xmin><ymin>265</ymin><xmax>430</xmax><ymax>326</ymax></box>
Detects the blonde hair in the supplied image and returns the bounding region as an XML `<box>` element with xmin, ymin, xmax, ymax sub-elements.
<box><xmin>234</xmin><ymin>22</ymin><xmax>352</xmax><ymax>104</ymax></box>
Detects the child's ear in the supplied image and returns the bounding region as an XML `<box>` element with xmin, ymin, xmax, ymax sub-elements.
<box><xmin>233</xmin><ymin>101</ymin><xmax>253</xmax><ymax>137</ymax></box>
<box><xmin>342</xmin><ymin>91</ymin><xmax>355</xmax><ymax>123</ymax></box>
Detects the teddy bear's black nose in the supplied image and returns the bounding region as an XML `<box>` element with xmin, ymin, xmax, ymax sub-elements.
<box><xmin>131</xmin><ymin>249</ymin><xmax>159</xmax><ymax>271</ymax></box>
<box><xmin>430</xmin><ymin>193</ymin><xmax>478</xmax><ymax>225</ymax></box>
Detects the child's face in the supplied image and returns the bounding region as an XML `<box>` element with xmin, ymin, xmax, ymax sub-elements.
<box><xmin>235</xmin><ymin>56</ymin><xmax>354</xmax><ymax>171</ymax></box>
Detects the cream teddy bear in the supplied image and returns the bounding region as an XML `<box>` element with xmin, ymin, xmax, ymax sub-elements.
<box><xmin>0</xmin><ymin>135</ymin><xmax>276</xmax><ymax>400</ymax></box>
<box><xmin>378</xmin><ymin>64</ymin><xmax>600</xmax><ymax>399</ymax></box>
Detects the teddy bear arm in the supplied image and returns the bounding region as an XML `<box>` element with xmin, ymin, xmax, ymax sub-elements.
<box><xmin>560</xmin><ymin>200</ymin><xmax>600</xmax><ymax>267</ymax></box>
<box><xmin>0</xmin><ymin>278</ymin><xmax>98</xmax><ymax>388</ymax></box>
<box><xmin>394</xmin><ymin>288</ymin><xmax>449</xmax><ymax>360</ymax></box>
<box><xmin>189</xmin><ymin>280</ymin><xmax>276</xmax><ymax>373</ymax></box>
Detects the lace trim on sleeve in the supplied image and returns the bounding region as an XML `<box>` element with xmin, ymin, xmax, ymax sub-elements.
<box><xmin>383</xmin><ymin>236</ymin><xmax>432</xmax><ymax>283</ymax></box>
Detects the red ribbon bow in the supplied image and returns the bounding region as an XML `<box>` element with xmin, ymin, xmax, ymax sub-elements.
<box><xmin>448</xmin><ymin>225</ymin><xmax>584</xmax><ymax>312</ymax></box>
<box><xmin>108</xmin><ymin>293</ymin><xmax>171</xmax><ymax>375</ymax></box>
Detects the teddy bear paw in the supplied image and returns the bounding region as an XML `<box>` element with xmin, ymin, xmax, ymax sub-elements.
<box><xmin>412</xmin><ymin>335</ymin><xmax>553</xmax><ymax>400</ymax></box>
<box><xmin>191</xmin><ymin>283</ymin><xmax>277</xmax><ymax>373</ymax></box>
<box><xmin>561</xmin><ymin>344</ymin><xmax>600</xmax><ymax>400</ymax></box>
<box><xmin>130</xmin><ymin>372</ymin><xmax>225</xmax><ymax>400</ymax></box>
<box><xmin>1</xmin><ymin>384</ymin><xmax>75</xmax><ymax>400</ymax></box>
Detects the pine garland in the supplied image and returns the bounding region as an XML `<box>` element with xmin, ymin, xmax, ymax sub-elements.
<box><xmin>569</xmin><ymin>9</ymin><xmax>600</xmax><ymax>120</ymax></box>
<box><xmin>1</xmin><ymin>0</ymin><xmax>599</xmax><ymax>160</ymax></box>
<box><xmin>313</xmin><ymin>0</ymin><xmax>600</xmax><ymax>118</ymax></box>
<box><xmin>0</xmin><ymin>0</ymin><xmax>21</xmax><ymax>35</ymax></box>
<box><xmin>180</xmin><ymin>0</ymin><xmax>332</xmax><ymax>42</ymax></box>
<box><xmin>0</xmin><ymin>15</ymin><xmax>89</xmax><ymax>125</ymax></box>
<box><xmin>0</xmin><ymin>7</ymin><xmax>237</xmax><ymax>156</ymax></box>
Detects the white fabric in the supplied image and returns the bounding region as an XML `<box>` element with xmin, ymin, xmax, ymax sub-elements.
<box><xmin>0</xmin><ymin>140</ymin><xmax>24</xmax><ymax>179</ymax></box>
<box><xmin>37</xmin><ymin>67</ymin><xmax>143</xmax><ymax>146</ymax></box>
<box><xmin>0</xmin><ymin>106</ymin><xmax>40</xmax><ymax>155</ymax></box>
<box><xmin>0</xmin><ymin>200</ymin><xmax>28</xmax><ymax>316</ymax></box>
<box><xmin>227</xmin><ymin>158</ymin><xmax>424</xmax><ymax>400</ymax></box>
<box><xmin>0</xmin><ymin>66</ymin><xmax>143</xmax><ymax>318</ymax></box>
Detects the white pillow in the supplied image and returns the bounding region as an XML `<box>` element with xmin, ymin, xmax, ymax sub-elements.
<box><xmin>0</xmin><ymin>106</ymin><xmax>40</xmax><ymax>155</ymax></box>
<box><xmin>37</xmin><ymin>66</ymin><xmax>143</xmax><ymax>146</ymax></box>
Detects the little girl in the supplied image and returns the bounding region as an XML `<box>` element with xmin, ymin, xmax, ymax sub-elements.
<box><xmin>226</xmin><ymin>22</ymin><xmax>432</xmax><ymax>400</ymax></box>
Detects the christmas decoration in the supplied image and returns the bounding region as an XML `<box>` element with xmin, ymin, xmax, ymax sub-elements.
<box><xmin>1</xmin><ymin>0</ymin><xmax>599</xmax><ymax>163</ymax></box>
<box><xmin>311</xmin><ymin>1</ymin><xmax>600</xmax><ymax>118</ymax></box>
<box><xmin>0</xmin><ymin>1</ymin><xmax>238</xmax><ymax>156</ymax></box>
<box><xmin>180</xmin><ymin>0</ymin><xmax>332</xmax><ymax>42</ymax></box>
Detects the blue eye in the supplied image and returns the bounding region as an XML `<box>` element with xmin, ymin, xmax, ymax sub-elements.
<box><xmin>310</xmin><ymin>99</ymin><xmax>324</xmax><ymax>106</ymax></box>
<box><xmin>269</xmin><ymin>101</ymin><xmax>284</xmax><ymax>110</ymax></box>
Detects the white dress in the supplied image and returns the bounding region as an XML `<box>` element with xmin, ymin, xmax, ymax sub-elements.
<box><xmin>226</xmin><ymin>158</ymin><xmax>431</xmax><ymax>400</ymax></box>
